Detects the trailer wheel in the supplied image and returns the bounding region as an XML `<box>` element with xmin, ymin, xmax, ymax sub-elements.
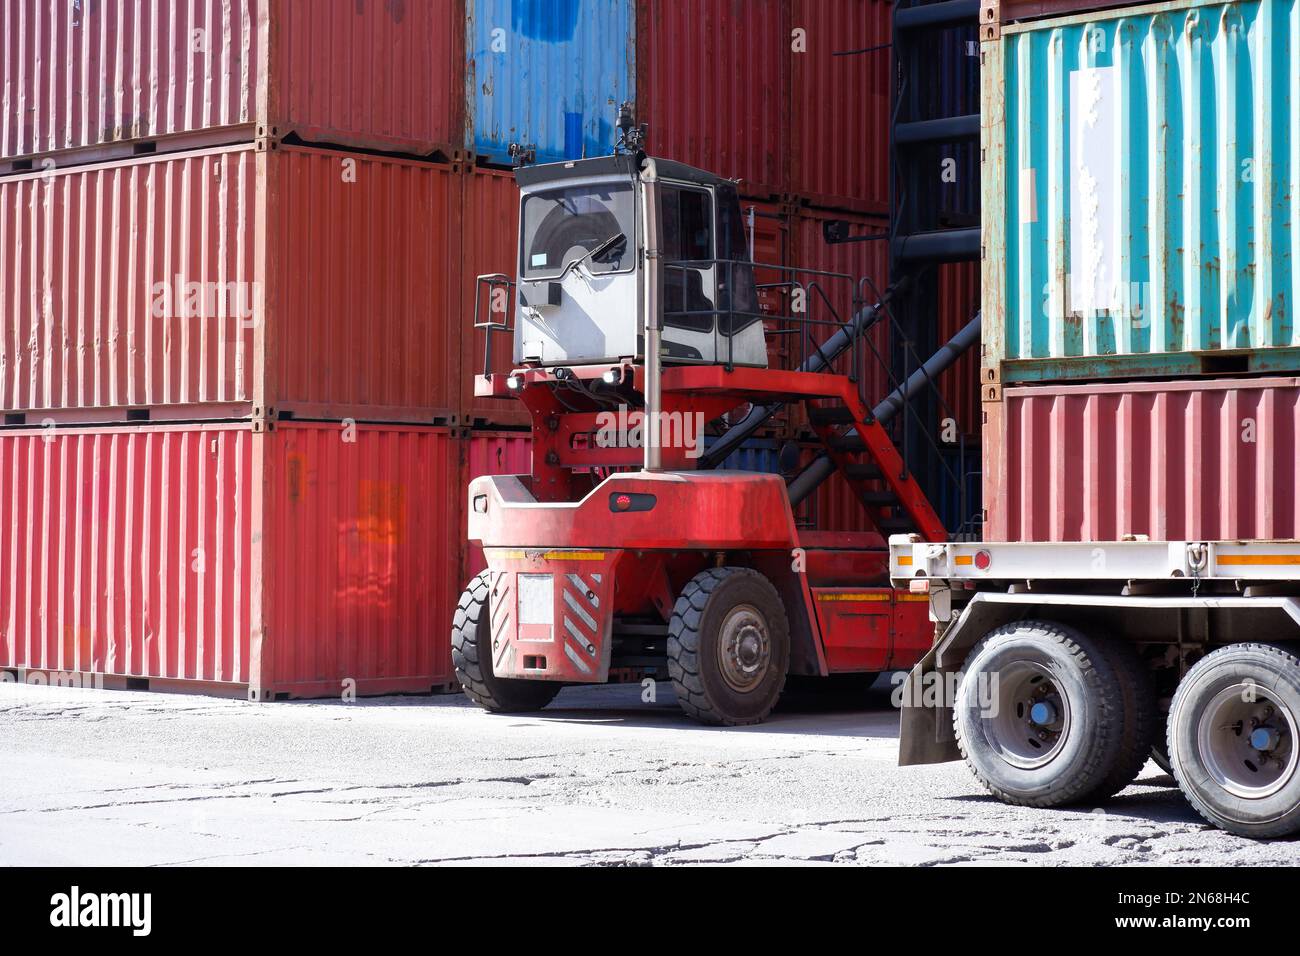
<box><xmin>1086</xmin><ymin>640</ymin><xmax>1160</xmax><ymax>800</ymax></box>
<box><xmin>667</xmin><ymin>567</ymin><xmax>789</xmax><ymax>726</ymax></box>
<box><xmin>451</xmin><ymin>572</ymin><xmax>560</xmax><ymax>714</ymax></box>
<box><xmin>1168</xmin><ymin>643</ymin><xmax>1300</xmax><ymax>838</ymax></box>
<box><xmin>954</xmin><ymin>620</ymin><xmax>1126</xmax><ymax>807</ymax></box>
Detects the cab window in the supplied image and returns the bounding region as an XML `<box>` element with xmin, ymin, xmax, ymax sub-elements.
<box><xmin>661</xmin><ymin>186</ymin><xmax>715</xmax><ymax>333</ymax></box>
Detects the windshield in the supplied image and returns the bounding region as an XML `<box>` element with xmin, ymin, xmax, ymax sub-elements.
<box><xmin>520</xmin><ymin>183</ymin><xmax>635</xmax><ymax>280</ymax></box>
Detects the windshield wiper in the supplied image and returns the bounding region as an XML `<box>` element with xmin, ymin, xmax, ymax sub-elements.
<box><xmin>560</xmin><ymin>232</ymin><xmax>627</xmax><ymax>279</ymax></box>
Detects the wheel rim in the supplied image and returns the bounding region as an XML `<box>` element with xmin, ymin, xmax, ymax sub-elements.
<box><xmin>716</xmin><ymin>603</ymin><xmax>771</xmax><ymax>693</ymax></box>
<box><xmin>1196</xmin><ymin>682</ymin><xmax>1299</xmax><ymax>800</ymax></box>
<box><xmin>982</xmin><ymin>660</ymin><xmax>1071</xmax><ymax>769</ymax></box>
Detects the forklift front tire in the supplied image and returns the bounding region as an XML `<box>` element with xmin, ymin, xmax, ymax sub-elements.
<box><xmin>452</xmin><ymin>572</ymin><xmax>561</xmax><ymax>714</ymax></box>
<box><xmin>667</xmin><ymin>567</ymin><xmax>790</xmax><ymax>726</ymax></box>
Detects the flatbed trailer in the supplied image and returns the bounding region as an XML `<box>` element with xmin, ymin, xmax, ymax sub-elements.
<box><xmin>890</xmin><ymin>535</ymin><xmax>1300</xmax><ymax>838</ymax></box>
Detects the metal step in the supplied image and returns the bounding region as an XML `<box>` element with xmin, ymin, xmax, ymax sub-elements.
<box><xmin>875</xmin><ymin>518</ymin><xmax>914</xmax><ymax>534</ymax></box>
<box><xmin>842</xmin><ymin>463</ymin><xmax>882</xmax><ymax>481</ymax></box>
<box><xmin>854</xmin><ymin>491</ymin><xmax>898</xmax><ymax>507</ymax></box>
<box><xmin>808</xmin><ymin>406</ymin><xmax>857</xmax><ymax>426</ymax></box>
<box><xmin>827</xmin><ymin>434</ymin><xmax>867</xmax><ymax>453</ymax></box>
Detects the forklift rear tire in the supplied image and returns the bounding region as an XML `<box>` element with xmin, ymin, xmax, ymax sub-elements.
<box><xmin>953</xmin><ymin>621</ymin><xmax>1127</xmax><ymax>807</ymax></box>
<box><xmin>1168</xmin><ymin>643</ymin><xmax>1300</xmax><ymax>838</ymax></box>
<box><xmin>451</xmin><ymin>572</ymin><xmax>561</xmax><ymax>714</ymax></box>
<box><xmin>667</xmin><ymin>567</ymin><xmax>790</xmax><ymax>726</ymax></box>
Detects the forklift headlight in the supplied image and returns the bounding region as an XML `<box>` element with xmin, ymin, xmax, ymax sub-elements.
<box><xmin>602</xmin><ymin>368</ymin><xmax>621</xmax><ymax>385</ymax></box>
<box><xmin>473</xmin><ymin>495</ymin><xmax>488</xmax><ymax>514</ymax></box>
<box><xmin>506</xmin><ymin>375</ymin><xmax>522</xmax><ymax>390</ymax></box>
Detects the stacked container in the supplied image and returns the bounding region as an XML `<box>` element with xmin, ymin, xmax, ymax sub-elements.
<box><xmin>0</xmin><ymin>1</ymin><xmax>468</xmax><ymax>697</ymax></box>
<box><xmin>979</xmin><ymin>0</ymin><xmax>1300</xmax><ymax>541</ymax></box>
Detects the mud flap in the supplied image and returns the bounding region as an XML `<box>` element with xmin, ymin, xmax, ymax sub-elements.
<box><xmin>897</xmin><ymin>648</ymin><xmax>961</xmax><ymax>766</ymax></box>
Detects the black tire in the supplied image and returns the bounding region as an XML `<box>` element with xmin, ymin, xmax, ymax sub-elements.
<box><xmin>1168</xmin><ymin>643</ymin><xmax>1300</xmax><ymax>838</ymax></box>
<box><xmin>1151</xmin><ymin>742</ymin><xmax>1173</xmax><ymax>777</ymax></box>
<box><xmin>954</xmin><ymin>620</ymin><xmax>1127</xmax><ymax>807</ymax></box>
<box><xmin>667</xmin><ymin>567</ymin><xmax>790</xmax><ymax>726</ymax></box>
<box><xmin>1086</xmin><ymin>640</ymin><xmax>1159</xmax><ymax>800</ymax></box>
<box><xmin>451</xmin><ymin>572</ymin><xmax>561</xmax><ymax>714</ymax></box>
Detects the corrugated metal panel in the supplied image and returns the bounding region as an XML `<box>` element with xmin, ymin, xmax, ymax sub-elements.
<box><xmin>0</xmin><ymin>146</ymin><xmax>259</xmax><ymax>413</ymax></box>
<box><xmin>790</xmin><ymin>0</ymin><xmax>891</xmax><ymax>212</ymax></box>
<box><xmin>935</xmin><ymin>20</ymin><xmax>981</xmax><ymax>222</ymax></box>
<box><xmin>985</xmin><ymin>377</ymin><xmax>1300</xmax><ymax>542</ymax></box>
<box><xmin>466</xmin><ymin>0</ymin><xmax>634</xmax><ymax>165</ymax></box>
<box><xmin>271</xmin><ymin>0</ymin><xmax>464</xmax><ymax>155</ymax></box>
<box><xmin>0</xmin><ymin>143</ymin><xmax>460</xmax><ymax>421</ymax></box>
<box><xmin>638</xmin><ymin>0</ymin><xmax>791</xmax><ymax>198</ymax></box>
<box><xmin>998</xmin><ymin>0</ymin><xmax>1143</xmax><ymax>23</ymax></box>
<box><xmin>268</xmin><ymin>146</ymin><xmax>460</xmax><ymax>420</ymax></box>
<box><xmin>460</xmin><ymin>168</ymin><xmax>530</xmax><ymax>426</ymax></box>
<box><xmin>938</xmin><ymin>261</ymin><xmax>981</xmax><ymax>438</ymax></box>
<box><xmin>1</xmin><ymin>1</ymin><xmax>261</xmax><ymax>162</ymax></box>
<box><xmin>702</xmin><ymin>435</ymin><xmax>784</xmax><ymax>473</ymax></box>
<box><xmin>936</xmin><ymin>442</ymin><xmax>982</xmax><ymax>538</ymax></box>
<box><xmin>263</xmin><ymin>423</ymin><xmax>458</xmax><ymax>696</ymax></box>
<box><xmin>462</xmin><ymin>430</ymin><xmax>532</xmax><ymax>579</ymax></box>
<box><xmin>1</xmin><ymin>0</ymin><xmax>463</xmax><ymax>164</ymax></box>
<box><xmin>988</xmin><ymin>0</ymin><xmax>1300</xmax><ymax>382</ymax></box>
<box><xmin>0</xmin><ymin>423</ymin><xmax>255</xmax><ymax>682</ymax></box>
<box><xmin>0</xmin><ymin>421</ymin><xmax>458</xmax><ymax>695</ymax></box>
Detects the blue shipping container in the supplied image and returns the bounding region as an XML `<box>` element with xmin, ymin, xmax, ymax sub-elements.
<box><xmin>467</xmin><ymin>0</ymin><xmax>635</xmax><ymax>165</ymax></box>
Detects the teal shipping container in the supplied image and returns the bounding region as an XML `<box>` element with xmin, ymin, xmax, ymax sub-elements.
<box><xmin>982</xmin><ymin>0</ymin><xmax>1300</xmax><ymax>385</ymax></box>
<box><xmin>466</xmin><ymin>0</ymin><xmax>635</xmax><ymax>166</ymax></box>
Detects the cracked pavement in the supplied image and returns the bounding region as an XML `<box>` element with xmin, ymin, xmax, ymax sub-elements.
<box><xmin>2</xmin><ymin>677</ymin><xmax>1297</xmax><ymax>866</ymax></box>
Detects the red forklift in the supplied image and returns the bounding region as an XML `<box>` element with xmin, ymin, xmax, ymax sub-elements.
<box><xmin>454</xmin><ymin>116</ymin><xmax>976</xmax><ymax>725</ymax></box>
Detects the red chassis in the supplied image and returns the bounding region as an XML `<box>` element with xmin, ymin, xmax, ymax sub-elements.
<box><xmin>464</xmin><ymin>364</ymin><xmax>938</xmax><ymax>702</ymax></box>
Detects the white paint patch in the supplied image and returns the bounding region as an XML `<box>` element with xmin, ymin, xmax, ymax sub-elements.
<box><xmin>1069</xmin><ymin>64</ymin><xmax>1123</xmax><ymax>317</ymax></box>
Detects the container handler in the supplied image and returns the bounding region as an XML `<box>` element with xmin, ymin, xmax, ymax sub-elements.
<box><xmin>454</xmin><ymin>117</ymin><xmax>975</xmax><ymax>726</ymax></box>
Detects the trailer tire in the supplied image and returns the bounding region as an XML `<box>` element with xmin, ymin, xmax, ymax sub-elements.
<box><xmin>1168</xmin><ymin>643</ymin><xmax>1300</xmax><ymax>838</ymax></box>
<box><xmin>667</xmin><ymin>567</ymin><xmax>789</xmax><ymax>726</ymax></box>
<box><xmin>451</xmin><ymin>572</ymin><xmax>561</xmax><ymax>714</ymax></box>
<box><xmin>1151</xmin><ymin>743</ymin><xmax>1173</xmax><ymax>777</ymax></box>
<box><xmin>953</xmin><ymin>620</ymin><xmax>1126</xmax><ymax>807</ymax></box>
<box><xmin>1086</xmin><ymin>640</ymin><xmax>1160</xmax><ymax>800</ymax></box>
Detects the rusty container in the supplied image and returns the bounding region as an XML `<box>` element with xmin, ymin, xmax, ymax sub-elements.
<box><xmin>1</xmin><ymin>0</ymin><xmax>465</xmax><ymax>170</ymax></box>
<box><xmin>0</xmin><ymin>420</ymin><xmax>460</xmax><ymax>697</ymax></box>
<box><xmin>984</xmin><ymin>376</ymin><xmax>1300</xmax><ymax>542</ymax></box>
<box><xmin>1</xmin><ymin>143</ymin><xmax>461</xmax><ymax>424</ymax></box>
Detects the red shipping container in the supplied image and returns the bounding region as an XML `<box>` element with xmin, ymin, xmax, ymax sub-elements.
<box><xmin>790</xmin><ymin>0</ymin><xmax>891</xmax><ymax>213</ymax></box>
<box><xmin>460</xmin><ymin>168</ymin><xmax>529</xmax><ymax>427</ymax></box>
<box><xmin>0</xmin><ymin>143</ymin><xmax>461</xmax><ymax>422</ymax></box>
<box><xmin>0</xmin><ymin>0</ymin><xmax>464</xmax><ymax>167</ymax></box>
<box><xmin>938</xmin><ymin>260</ymin><xmax>981</xmax><ymax>440</ymax></box>
<box><xmin>0</xmin><ymin>421</ymin><xmax>459</xmax><ymax>698</ymax></box>
<box><xmin>461</xmin><ymin>430</ymin><xmax>532</xmax><ymax>580</ymax></box>
<box><xmin>985</xmin><ymin>377</ymin><xmax>1300</xmax><ymax>542</ymax></box>
<box><xmin>638</xmin><ymin>0</ymin><xmax>791</xmax><ymax>200</ymax></box>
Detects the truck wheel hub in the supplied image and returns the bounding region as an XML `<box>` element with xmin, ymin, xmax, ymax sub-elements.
<box><xmin>1198</xmin><ymin>684</ymin><xmax>1298</xmax><ymax>799</ymax></box>
<box><xmin>985</xmin><ymin>660</ymin><xmax>1071</xmax><ymax>770</ymax></box>
<box><xmin>718</xmin><ymin>605</ymin><xmax>770</xmax><ymax>693</ymax></box>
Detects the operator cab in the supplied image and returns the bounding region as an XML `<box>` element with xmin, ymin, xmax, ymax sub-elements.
<box><xmin>513</xmin><ymin>153</ymin><xmax>767</xmax><ymax>368</ymax></box>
